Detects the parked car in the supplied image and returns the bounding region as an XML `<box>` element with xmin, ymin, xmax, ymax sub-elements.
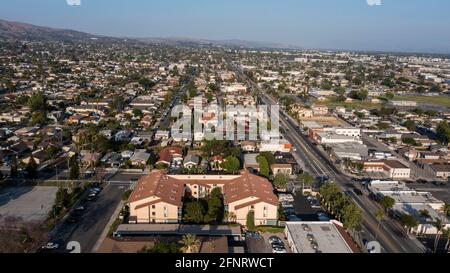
<box><xmin>272</xmin><ymin>247</ymin><xmax>287</xmax><ymax>254</ymax></box>
<box><xmin>42</xmin><ymin>242</ymin><xmax>59</xmax><ymax>250</ymax></box>
<box><xmin>268</xmin><ymin>236</ymin><xmax>283</xmax><ymax>245</ymax></box>
<box><xmin>245</xmin><ymin>232</ymin><xmax>261</xmax><ymax>239</ymax></box>
<box><xmin>87</xmin><ymin>193</ymin><xmax>98</xmax><ymax>201</ymax></box>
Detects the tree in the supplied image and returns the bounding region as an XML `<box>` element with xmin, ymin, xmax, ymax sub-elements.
<box><xmin>132</xmin><ymin>108</ymin><xmax>143</xmax><ymax>118</ymax></box>
<box><xmin>273</xmin><ymin>173</ymin><xmax>290</xmax><ymax>189</ymax></box>
<box><xmin>221</xmin><ymin>156</ymin><xmax>240</xmax><ymax>174</ymax></box>
<box><xmin>69</xmin><ymin>155</ymin><xmax>80</xmax><ymax>180</ymax></box>
<box><xmin>341</xmin><ymin>203</ymin><xmax>363</xmax><ymax>232</ymax></box>
<box><xmin>259</xmin><ymin>152</ymin><xmax>276</xmax><ymax>165</ymax></box>
<box><xmin>349</xmin><ymin>89</ymin><xmax>368</xmax><ymax>101</ymax></box>
<box><xmin>439</xmin><ymin>203</ymin><xmax>450</xmax><ymax>220</ymax></box>
<box><xmin>442</xmin><ymin>228</ymin><xmax>450</xmax><ymax>253</ymax></box>
<box><xmin>25</xmin><ymin>157</ymin><xmax>38</xmax><ymax>179</ymax></box>
<box><xmin>27</xmin><ymin>92</ymin><xmax>47</xmax><ymax>112</ymax></box>
<box><xmin>436</xmin><ymin>121</ymin><xmax>450</xmax><ymax>144</ymax></box>
<box><xmin>375</xmin><ymin>209</ymin><xmax>386</xmax><ymax>240</ymax></box>
<box><xmin>380</xmin><ymin>196</ymin><xmax>395</xmax><ymax>212</ymax></box>
<box><xmin>30</xmin><ymin>112</ymin><xmax>47</xmax><ymax>126</ymax></box>
<box><xmin>183</xmin><ymin>202</ymin><xmax>205</xmax><ymax>224</ymax></box>
<box><xmin>257</xmin><ymin>155</ymin><xmax>270</xmax><ymax>178</ymax></box>
<box><xmin>179</xmin><ymin>234</ymin><xmax>201</xmax><ymax>254</ymax></box>
<box><xmin>432</xmin><ymin>219</ymin><xmax>444</xmax><ymax>253</ymax></box>
<box><xmin>205</xmin><ymin>188</ymin><xmax>224</xmax><ymax>224</ymax></box>
<box><xmin>403</xmin><ymin>120</ymin><xmax>416</xmax><ymax>132</ymax></box>
<box><xmin>400</xmin><ymin>214</ymin><xmax>418</xmax><ymax>235</ymax></box>
<box><xmin>298</xmin><ymin>172</ymin><xmax>314</xmax><ymax>190</ymax></box>
<box><xmin>246</xmin><ymin>211</ymin><xmax>255</xmax><ymax>232</ymax></box>
<box><xmin>138</xmin><ymin>242</ymin><xmax>180</xmax><ymax>253</ymax></box>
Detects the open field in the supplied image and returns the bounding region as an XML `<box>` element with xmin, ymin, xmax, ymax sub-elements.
<box><xmin>394</xmin><ymin>96</ymin><xmax>450</xmax><ymax>108</ymax></box>
<box><xmin>321</xmin><ymin>100</ymin><xmax>383</xmax><ymax>111</ymax></box>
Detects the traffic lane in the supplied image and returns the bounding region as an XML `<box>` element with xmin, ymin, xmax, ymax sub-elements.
<box><xmin>66</xmin><ymin>184</ymin><xmax>126</xmax><ymax>253</ymax></box>
<box><xmin>263</xmin><ymin>93</ymin><xmax>423</xmax><ymax>253</ymax></box>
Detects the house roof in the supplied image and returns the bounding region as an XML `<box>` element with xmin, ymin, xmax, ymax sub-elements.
<box><xmin>158</xmin><ymin>146</ymin><xmax>183</xmax><ymax>163</ymax></box>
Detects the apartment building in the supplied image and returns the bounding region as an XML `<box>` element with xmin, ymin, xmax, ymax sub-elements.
<box><xmin>128</xmin><ymin>170</ymin><xmax>279</xmax><ymax>226</ymax></box>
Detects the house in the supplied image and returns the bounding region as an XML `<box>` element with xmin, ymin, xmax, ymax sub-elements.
<box><xmin>274</xmin><ymin>152</ymin><xmax>300</xmax><ymax>174</ymax></box>
<box><xmin>22</xmin><ymin>149</ymin><xmax>47</xmax><ymax>165</ymax></box>
<box><xmin>140</xmin><ymin>115</ymin><xmax>153</xmax><ymax>129</ymax></box>
<box><xmin>155</xmin><ymin>130</ymin><xmax>170</xmax><ymax>141</ymax></box>
<box><xmin>259</xmin><ymin>140</ymin><xmax>292</xmax><ymax>153</ymax></box>
<box><xmin>270</xmin><ymin>163</ymin><xmax>293</xmax><ymax>175</ymax></box>
<box><xmin>157</xmin><ymin>146</ymin><xmax>183</xmax><ymax>167</ymax></box>
<box><xmin>80</xmin><ymin>151</ymin><xmax>101</xmax><ymax>168</ymax></box>
<box><xmin>115</xmin><ymin>130</ymin><xmax>133</xmax><ymax>142</ymax></box>
<box><xmin>130</xmin><ymin>150</ymin><xmax>151</xmax><ymax>166</ymax></box>
<box><xmin>183</xmin><ymin>155</ymin><xmax>200</xmax><ymax>169</ymax></box>
<box><xmin>128</xmin><ymin>170</ymin><xmax>279</xmax><ymax>226</ymax></box>
<box><xmin>241</xmin><ymin>141</ymin><xmax>258</xmax><ymax>153</ymax></box>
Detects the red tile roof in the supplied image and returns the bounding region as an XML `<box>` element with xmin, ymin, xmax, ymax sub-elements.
<box><xmin>129</xmin><ymin>170</ymin><xmax>278</xmax><ymax>208</ymax></box>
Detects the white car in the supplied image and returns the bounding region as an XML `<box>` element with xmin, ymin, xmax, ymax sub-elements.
<box><xmin>42</xmin><ymin>242</ymin><xmax>59</xmax><ymax>250</ymax></box>
<box><xmin>272</xmin><ymin>247</ymin><xmax>287</xmax><ymax>254</ymax></box>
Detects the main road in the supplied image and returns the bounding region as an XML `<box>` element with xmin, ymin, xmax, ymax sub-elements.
<box><xmin>230</xmin><ymin>60</ymin><xmax>426</xmax><ymax>253</ymax></box>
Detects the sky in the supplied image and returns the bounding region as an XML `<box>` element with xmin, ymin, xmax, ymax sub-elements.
<box><xmin>0</xmin><ymin>0</ymin><xmax>449</xmax><ymax>53</ymax></box>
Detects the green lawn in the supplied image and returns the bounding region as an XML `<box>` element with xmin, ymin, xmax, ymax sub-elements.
<box><xmin>393</xmin><ymin>96</ymin><xmax>450</xmax><ymax>108</ymax></box>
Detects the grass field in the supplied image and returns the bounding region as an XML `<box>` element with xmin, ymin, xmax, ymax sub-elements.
<box><xmin>393</xmin><ymin>96</ymin><xmax>450</xmax><ymax>108</ymax></box>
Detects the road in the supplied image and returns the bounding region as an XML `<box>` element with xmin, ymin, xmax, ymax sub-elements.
<box><xmin>230</xmin><ymin>60</ymin><xmax>426</xmax><ymax>253</ymax></box>
<box><xmin>48</xmin><ymin>184</ymin><xmax>127</xmax><ymax>253</ymax></box>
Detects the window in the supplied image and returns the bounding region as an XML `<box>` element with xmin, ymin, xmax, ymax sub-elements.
<box><xmin>152</xmin><ymin>212</ymin><xmax>156</xmax><ymax>216</ymax></box>
<box><xmin>152</xmin><ymin>205</ymin><xmax>156</xmax><ymax>209</ymax></box>
<box><xmin>251</xmin><ymin>205</ymin><xmax>254</xmax><ymax>210</ymax></box>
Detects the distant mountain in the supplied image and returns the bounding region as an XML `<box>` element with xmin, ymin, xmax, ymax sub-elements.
<box><xmin>0</xmin><ymin>19</ymin><xmax>108</xmax><ymax>42</ymax></box>
<box><xmin>0</xmin><ymin>18</ymin><xmax>299</xmax><ymax>50</ymax></box>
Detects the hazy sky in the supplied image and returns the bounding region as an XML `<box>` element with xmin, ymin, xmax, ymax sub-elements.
<box><xmin>1</xmin><ymin>0</ymin><xmax>449</xmax><ymax>53</ymax></box>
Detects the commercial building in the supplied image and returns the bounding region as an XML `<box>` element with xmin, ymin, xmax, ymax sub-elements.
<box><xmin>285</xmin><ymin>221</ymin><xmax>359</xmax><ymax>253</ymax></box>
<box><xmin>368</xmin><ymin>180</ymin><xmax>449</xmax><ymax>234</ymax></box>
<box><xmin>364</xmin><ymin>160</ymin><xmax>411</xmax><ymax>179</ymax></box>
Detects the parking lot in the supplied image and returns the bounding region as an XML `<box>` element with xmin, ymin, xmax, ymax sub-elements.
<box><xmin>280</xmin><ymin>192</ymin><xmax>328</xmax><ymax>222</ymax></box>
<box><xmin>246</xmin><ymin>232</ymin><xmax>291</xmax><ymax>254</ymax></box>
<box><xmin>0</xmin><ymin>186</ymin><xmax>58</xmax><ymax>222</ymax></box>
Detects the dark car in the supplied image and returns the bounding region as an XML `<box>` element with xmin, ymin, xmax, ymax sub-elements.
<box><xmin>245</xmin><ymin>232</ymin><xmax>261</xmax><ymax>239</ymax></box>
<box><xmin>353</xmin><ymin>188</ymin><xmax>363</xmax><ymax>196</ymax></box>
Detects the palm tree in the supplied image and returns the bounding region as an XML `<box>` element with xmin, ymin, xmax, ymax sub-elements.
<box><xmin>375</xmin><ymin>209</ymin><xmax>385</xmax><ymax>240</ymax></box>
<box><xmin>418</xmin><ymin>209</ymin><xmax>431</xmax><ymax>237</ymax></box>
<box><xmin>432</xmin><ymin>219</ymin><xmax>444</xmax><ymax>253</ymax></box>
<box><xmin>442</xmin><ymin>228</ymin><xmax>450</xmax><ymax>253</ymax></box>
<box><xmin>179</xmin><ymin>234</ymin><xmax>201</xmax><ymax>254</ymax></box>
<box><xmin>439</xmin><ymin>203</ymin><xmax>450</xmax><ymax>222</ymax></box>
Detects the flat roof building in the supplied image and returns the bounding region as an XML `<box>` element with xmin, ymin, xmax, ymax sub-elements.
<box><xmin>285</xmin><ymin>221</ymin><xmax>359</xmax><ymax>253</ymax></box>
